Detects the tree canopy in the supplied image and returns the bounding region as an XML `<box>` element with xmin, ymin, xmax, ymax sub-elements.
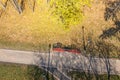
<box><xmin>50</xmin><ymin>0</ymin><xmax>92</xmax><ymax>28</ymax></box>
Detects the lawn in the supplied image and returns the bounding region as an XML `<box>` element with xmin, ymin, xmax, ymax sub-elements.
<box><xmin>0</xmin><ymin>62</ymin><xmax>120</xmax><ymax>80</ymax></box>
<box><xmin>68</xmin><ymin>71</ymin><xmax>120</xmax><ymax>80</ymax></box>
<box><xmin>0</xmin><ymin>62</ymin><xmax>56</xmax><ymax>80</ymax></box>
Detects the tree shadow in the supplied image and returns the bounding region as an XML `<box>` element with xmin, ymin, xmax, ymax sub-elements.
<box><xmin>27</xmin><ymin>65</ymin><xmax>44</xmax><ymax>80</ymax></box>
<box><xmin>99</xmin><ymin>0</ymin><xmax>120</xmax><ymax>40</ymax></box>
<box><xmin>0</xmin><ymin>0</ymin><xmax>9</xmax><ymax>17</ymax></box>
<box><xmin>99</xmin><ymin>21</ymin><xmax>120</xmax><ymax>40</ymax></box>
<box><xmin>0</xmin><ymin>0</ymin><xmax>36</xmax><ymax>16</ymax></box>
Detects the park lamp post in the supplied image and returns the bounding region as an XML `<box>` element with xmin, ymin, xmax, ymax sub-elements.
<box><xmin>46</xmin><ymin>44</ymin><xmax>51</xmax><ymax>80</ymax></box>
<box><xmin>82</xmin><ymin>26</ymin><xmax>86</xmax><ymax>51</ymax></box>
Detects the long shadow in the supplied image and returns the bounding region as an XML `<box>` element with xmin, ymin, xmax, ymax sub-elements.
<box><xmin>0</xmin><ymin>0</ymin><xmax>9</xmax><ymax>17</ymax></box>
<box><xmin>99</xmin><ymin>0</ymin><xmax>120</xmax><ymax>40</ymax></box>
<box><xmin>0</xmin><ymin>0</ymin><xmax>36</xmax><ymax>16</ymax></box>
<box><xmin>99</xmin><ymin>21</ymin><xmax>120</xmax><ymax>40</ymax></box>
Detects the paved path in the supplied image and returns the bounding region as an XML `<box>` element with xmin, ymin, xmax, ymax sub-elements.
<box><xmin>0</xmin><ymin>49</ymin><xmax>120</xmax><ymax>79</ymax></box>
<box><xmin>0</xmin><ymin>49</ymin><xmax>35</xmax><ymax>65</ymax></box>
<box><xmin>0</xmin><ymin>49</ymin><xmax>71</xmax><ymax>80</ymax></box>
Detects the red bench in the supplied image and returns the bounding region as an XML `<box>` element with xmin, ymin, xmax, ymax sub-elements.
<box><xmin>53</xmin><ymin>48</ymin><xmax>81</xmax><ymax>54</ymax></box>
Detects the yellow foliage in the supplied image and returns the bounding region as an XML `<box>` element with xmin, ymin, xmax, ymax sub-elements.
<box><xmin>36</xmin><ymin>0</ymin><xmax>42</xmax><ymax>5</ymax></box>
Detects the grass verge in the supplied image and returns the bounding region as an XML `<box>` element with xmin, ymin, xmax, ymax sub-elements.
<box><xmin>0</xmin><ymin>62</ymin><xmax>56</xmax><ymax>80</ymax></box>
<box><xmin>68</xmin><ymin>71</ymin><xmax>120</xmax><ymax>80</ymax></box>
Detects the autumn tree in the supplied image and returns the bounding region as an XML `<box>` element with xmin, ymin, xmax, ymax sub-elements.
<box><xmin>50</xmin><ymin>0</ymin><xmax>92</xmax><ymax>28</ymax></box>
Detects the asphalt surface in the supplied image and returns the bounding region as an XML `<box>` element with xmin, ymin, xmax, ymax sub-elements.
<box><xmin>0</xmin><ymin>49</ymin><xmax>35</xmax><ymax>65</ymax></box>
<box><xmin>0</xmin><ymin>49</ymin><xmax>119</xmax><ymax>79</ymax></box>
<box><xmin>0</xmin><ymin>49</ymin><xmax>71</xmax><ymax>80</ymax></box>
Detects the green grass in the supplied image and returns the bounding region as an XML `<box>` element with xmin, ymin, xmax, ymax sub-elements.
<box><xmin>0</xmin><ymin>63</ymin><xmax>56</xmax><ymax>80</ymax></box>
<box><xmin>68</xmin><ymin>71</ymin><xmax>120</xmax><ymax>80</ymax></box>
<box><xmin>0</xmin><ymin>63</ymin><xmax>29</xmax><ymax>80</ymax></box>
<box><xmin>0</xmin><ymin>62</ymin><xmax>120</xmax><ymax>80</ymax></box>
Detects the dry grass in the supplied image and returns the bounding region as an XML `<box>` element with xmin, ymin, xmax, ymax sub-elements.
<box><xmin>70</xmin><ymin>1</ymin><xmax>119</xmax><ymax>44</ymax></box>
<box><xmin>0</xmin><ymin>1</ymin><xmax>67</xmax><ymax>43</ymax></box>
<box><xmin>0</xmin><ymin>1</ymin><xmax>119</xmax><ymax>56</ymax></box>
